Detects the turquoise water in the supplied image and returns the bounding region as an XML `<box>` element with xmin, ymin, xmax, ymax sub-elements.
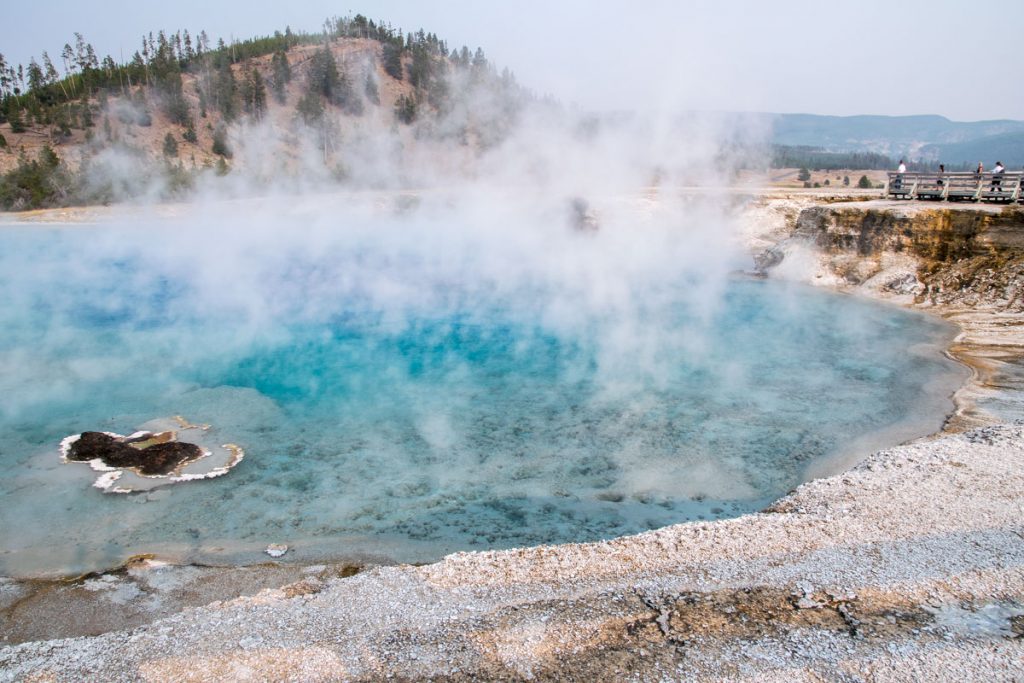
<box><xmin>0</xmin><ymin>217</ymin><xmax>963</xmax><ymax>576</ymax></box>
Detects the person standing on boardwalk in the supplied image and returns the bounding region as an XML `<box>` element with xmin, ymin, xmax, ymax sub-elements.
<box><xmin>937</xmin><ymin>163</ymin><xmax>945</xmax><ymax>187</ymax></box>
<box><xmin>895</xmin><ymin>159</ymin><xmax>907</xmax><ymax>189</ymax></box>
<box><xmin>991</xmin><ymin>161</ymin><xmax>1005</xmax><ymax>190</ymax></box>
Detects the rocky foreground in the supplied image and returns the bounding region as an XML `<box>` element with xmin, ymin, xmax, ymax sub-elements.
<box><xmin>3</xmin><ymin>193</ymin><xmax>1024</xmax><ymax>681</ymax></box>
<box><xmin>2</xmin><ymin>423</ymin><xmax>1023</xmax><ymax>681</ymax></box>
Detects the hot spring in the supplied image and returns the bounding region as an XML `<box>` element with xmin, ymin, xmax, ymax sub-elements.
<box><xmin>0</xmin><ymin>195</ymin><xmax>965</xmax><ymax>576</ymax></box>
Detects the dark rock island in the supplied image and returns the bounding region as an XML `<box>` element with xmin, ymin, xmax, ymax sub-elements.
<box><xmin>65</xmin><ymin>431</ymin><xmax>205</xmax><ymax>476</ymax></box>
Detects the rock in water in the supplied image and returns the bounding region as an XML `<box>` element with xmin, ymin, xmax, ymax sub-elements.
<box><xmin>60</xmin><ymin>417</ymin><xmax>246</xmax><ymax>494</ymax></box>
<box><xmin>66</xmin><ymin>431</ymin><xmax>204</xmax><ymax>476</ymax></box>
<box><xmin>265</xmin><ymin>544</ymin><xmax>289</xmax><ymax>558</ymax></box>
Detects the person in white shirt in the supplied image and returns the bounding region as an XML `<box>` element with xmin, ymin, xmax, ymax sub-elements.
<box><xmin>895</xmin><ymin>159</ymin><xmax>907</xmax><ymax>190</ymax></box>
<box><xmin>991</xmin><ymin>161</ymin><xmax>1005</xmax><ymax>190</ymax></box>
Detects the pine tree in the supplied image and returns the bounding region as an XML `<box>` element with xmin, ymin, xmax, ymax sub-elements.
<box><xmin>0</xmin><ymin>53</ymin><xmax>11</xmax><ymax>98</ymax></box>
<box><xmin>307</xmin><ymin>45</ymin><xmax>340</xmax><ymax>101</ymax></box>
<box><xmin>408</xmin><ymin>45</ymin><xmax>432</xmax><ymax>90</ymax></box>
<box><xmin>132</xmin><ymin>89</ymin><xmax>152</xmax><ymax>126</ymax></box>
<box><xmin>156</xmin><ymin>67</ymin><xmax>191</xmax><ymax>126</ymax></box>
<box><xmin>196</xmin><ymin>81</ymin><xmax>208</xmax><ymax>118</ymax></box>
<box><xmin>27</xmin><ymin>59</ymin><xmax>44</xmax><ymax>92</ymax></box>
<box><xmin>79</xmin><ymin>98</ymin><xmax>93</xmax><ymax>128</ymax></box>
<box><xmin>364</xmin><ymin>73</ymin><xmax>379</xmax><ymax>105</ymax></box>
<box><xmin>42</xmin><ymin>52</ymin><xmax>66</xmax><ymax>100</ymax></box>
<box><xmin>394</xmin><ymin>93</ymin><xmax>416</xmax><ymax>124</ymax></box>
<box><xmin>306</xmin><ymin>45</ymin><xmax>361</xmax><ymax>115</ymax></box>
<box><xmin>296</xmin><ymin>89</ymin><xmax>324</xmax><ymax>124</ymax></box>
<box><xmin>214</xmin><ymin>60</ymin><xmax>238</xmax><ymax>120</ymax></box>
<box><xmin>163</xmin><ymin>132</ymin><xmax>179</xmax><ymax>157</ymax></box>
<box><xmin>211</xmin><ymin>125</ymin><xmax>231</xmax><ymax>158</ymax></box>
<box><xmin>857</xmin><ymin>175</ymin><xmax>872</xmax><ymax>189</ymax></box>
<box><xmin>252</xmin><ymin>69</ymin><xmax>266</xmax><ymax>117</ymax></box>
<box><xmin>182</xmin><ymin>120</ymin><xmax>198</xmax><ymax>143</ymax></box>
<box><xmin>471</xmin><ymin>47</ymin><xmax>487</xmax><ymax>72</ymax></box>
<box><xmin>270</xmin><ymin>50</ymin><xmax>291</xmax><ymax>104</ymax></box>
<box><xmin>241</xmin><ymin>66</ymin><xmax>266</xmax><ymax>119</ymax></box>
<box><xmin>427</xmin><ymin>75</ymin><xmax>450</xmax><ymax>112</ymax></box>
<box><xmin>383</xmin><ymin>41</ymin><xmax>403</xmax><ymax>80</ymax></box>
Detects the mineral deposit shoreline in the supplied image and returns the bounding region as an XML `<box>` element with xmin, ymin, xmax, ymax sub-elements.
<box><xmin>2</xmin><ymin>192</ymin><xmax>1023</xmax><ymax>680</ymax></box>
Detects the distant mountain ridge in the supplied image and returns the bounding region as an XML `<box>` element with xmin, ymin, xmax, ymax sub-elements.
<box><xmin>766</xmin><ymin>113</ymin><xmax>1024</xmax><ymax>166</ymax></box>
<box><xmin>919</xmin><ymin>131</ymin><xmax>1024</xmax><ymax>168</ymax></box>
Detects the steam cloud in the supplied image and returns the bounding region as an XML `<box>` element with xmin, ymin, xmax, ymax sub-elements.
<box><xmin>0</xmin><ymin>54</ymin><xmax>963</xmax><ymax>576</ymax></box>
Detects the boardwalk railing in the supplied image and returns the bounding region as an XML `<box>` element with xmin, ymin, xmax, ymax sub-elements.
<box><xmin>886</xmin><ymin>171</ymin><xmax>1024</xmax><ymax>202</ymax></box>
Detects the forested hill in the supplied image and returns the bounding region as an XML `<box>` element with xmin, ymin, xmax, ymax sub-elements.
<box><xmin>0</xmin><ymin>15</ymin><xmax>532</xmax><ymax>210</ymax></box>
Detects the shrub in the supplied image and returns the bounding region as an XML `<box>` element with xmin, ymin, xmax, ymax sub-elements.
<box><xmin>0</xmin><ymin>146</ymin><xmax>70</xmax><ymax>210</ymax></box>
<box><xmin>39</xmin><ymin>144</ymin><xmax>59</xmax><ymax>169</ymax></box>
<box><xmin>8</xmin><ymin>107</ymin><xmax>26</xmax><ymax>133</ymax></box>
<box><xmin>857</xmin><ymin>175</ymin><xmax>872</xmax><ymax>189</ymax></box>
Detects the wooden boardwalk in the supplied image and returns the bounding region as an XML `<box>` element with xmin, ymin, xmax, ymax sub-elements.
<box><xmin>886</xmin><ymin>171</ymin><xmax>1024</xmax><ymax>202</ymax></box>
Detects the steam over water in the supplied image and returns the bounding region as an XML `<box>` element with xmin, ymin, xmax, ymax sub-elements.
<box><xmin>0</xmin><ymin>195</ymin><xmax>963</xmax><ymax>576</ymax></box>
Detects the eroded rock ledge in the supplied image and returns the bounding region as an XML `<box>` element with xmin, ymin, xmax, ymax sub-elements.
<box><xmin>762</xmin><ymin>203</ymin><xmax>1024</xmax><ymax>309</ymax></box>
<box><xmin>752</xmin><ymin>200</ymin><xmax>1024</xmax><ymax>431</ymax></box>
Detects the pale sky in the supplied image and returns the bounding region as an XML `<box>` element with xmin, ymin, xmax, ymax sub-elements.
<box><xmin>3</xmin><ymin>0</ymin><xmax>1022</xmax><ymax>121</ymax></box>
